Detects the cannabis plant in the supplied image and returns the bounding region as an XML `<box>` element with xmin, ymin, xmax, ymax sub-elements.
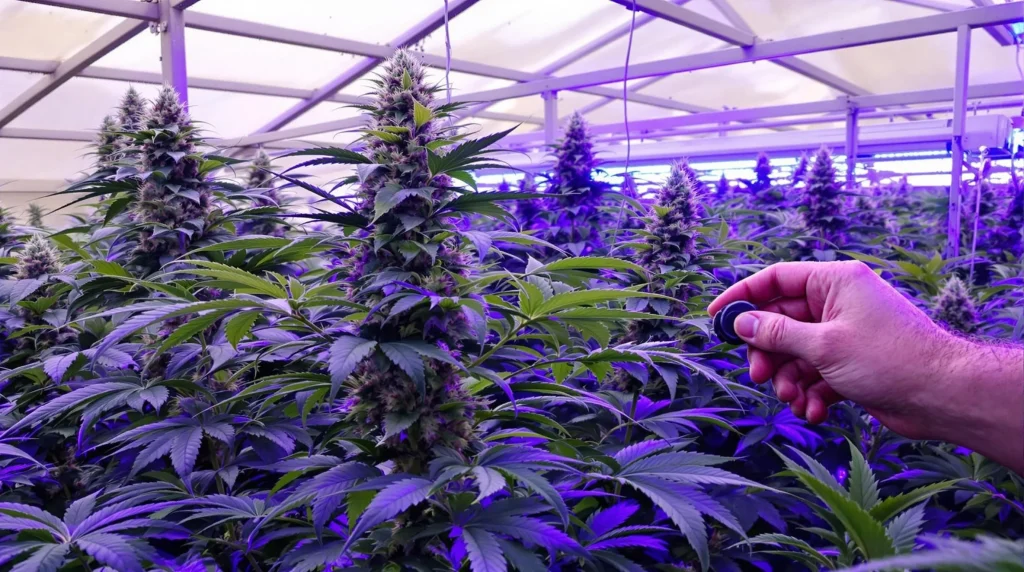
<box><xmin>544</xmin><ymin>111</ymin><xmax>612</xmax><ymax>256</ymax></box>
<box><xmin>743</xmin><ymin>442</ymin><xmax>955</xmax><ymax>569</ymax></box>
<box><xmin>26</xmin><ymin>203</ymin><xmax>45</xmax><ymax>229</ymax></box>
<box><xmin>801</xmin><ymin>146</ymin><xmax>847</xmax><ymax>243</ymax></box>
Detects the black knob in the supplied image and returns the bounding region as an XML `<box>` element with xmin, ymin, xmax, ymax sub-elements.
<box><xmin>713</xmin><ymin>301</ymin><xmax>756</xmax><ymax>345</ymax></box>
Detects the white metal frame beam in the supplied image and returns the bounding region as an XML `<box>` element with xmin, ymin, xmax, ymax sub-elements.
<box><xmin>0</xmin><ymin>57</ymin><xmax>543</xmax><ymax>125</ymax></box>
<box><xmin>1</xmin><ymin>84</ymin><xmax>1018</xmax><ymax>150</ymax></box>
<box><xmin>608</xmin><ymin>0</ymin><xmax>755</xmax><ymax>44</ymax></box>
<box><xmin>0</xmin><ymin>19</ymin><xmax>145</xmax><ymax>129</ymax></box>
<box><xmin>888</xmin><ymin>0</ymin><xmax>1016</xmax><ymax>45</ymax></box>
<box><xmin>612</xmin><ymin>0</ymin><xmax>872</xmax><ymax>95</ymax></box>
<box><xmin>159</xmin><ymin>0</ymin><xmax>189</xmax><ymax>102</ymax></box>
<box><xmin>18</xmin><ymin>0</ymin><xmax>700</xmax><ymax>117</ymax></box>
<box><xmin>448</xmin><ymin>2</ymin><xmax>1020</xmax><ymax>103</ymax></box>
<box><xmin>947</xmin><ymin>25</ymin><xmax>971</xmax><ymax>258</ymax></box>
<box><xmin>0</xmin><ymin>0</ymin><xmax>200</xmax><ymax>129</ymax></box>
<box><xmin>491</xmin><ymin>79</ymin><xmax>1022</xmax><ymax>148</ymax></box>
<box><xmin>462</xmin><ymin>0</ymin><xmax>720</xmax><ymax>124</ymax></box>
<box><xmin>251</xmin><ymin>0</ymin><xmax>482</xmax><ymax>135</ymax></box>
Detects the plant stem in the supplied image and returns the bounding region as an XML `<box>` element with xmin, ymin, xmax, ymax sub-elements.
<box><xmin>622</xmin><ymin>390</ymin><xmax>640</xmax><ymax>448</ymax></box>
<box><xmin>614</xmin><ymin>391</ymin><xmax>641</xmax><ymax>496</ymax></box>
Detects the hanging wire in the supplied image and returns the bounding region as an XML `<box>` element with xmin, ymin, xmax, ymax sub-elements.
<box><xmin>443</xmin><ymin>0</ymin><xmax>453</xmax><ymax>106</ymax></box>
<box><xmin>609</xmin><ymin>0</ymin><xmax>639</xmax><ymax>246</ymax></box>
<box><xmin>623</xmin><ymin>0</ymin><xmax>637</xmax><ymax>176</ymax></box>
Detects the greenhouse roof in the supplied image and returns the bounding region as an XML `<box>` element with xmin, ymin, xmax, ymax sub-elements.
<box><xmin>0</xmin><ymin>0</ymin><xmax>1021</xmax><ymax>199</ymax></box>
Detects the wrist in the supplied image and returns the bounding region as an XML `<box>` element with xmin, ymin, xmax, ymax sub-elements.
<box><xmin>922</xmin><ymin>335</ymin><xmax>1024</xmax><ymax>472</ymax></box>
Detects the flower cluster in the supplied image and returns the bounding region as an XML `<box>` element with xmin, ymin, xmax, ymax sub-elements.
<box><xmin>933</xmin><ymin>275</ymin><xmax>977</xmax><ymax>334</ymax></box>
<box><xmin>95</xmin><ymin>115</ymin><xmax>120</xmax><ymax>169</ymax></box>
<box><xmin>552</xmin><ymin>111</ymin><xmax>597</xmax><ymax>194</ymax></box>
<box><xmin>801</xmin><ymin>146</ymin><xmax>847</xmax><ymax>242</ymax></box>
<box><xmin>13</xmin><ymin>235</ymin><xmax>62</xmax><ymax>279</ymax></box>
<box><xmin>131</xmin><ymin>87</ymin><xmax>212</xmax><ymax>259</ymax></box>
<box><xmin>639</xmin><ymin>161</ymin><xmax>703</xmax><ymax>273</ymax></box>
<box><xmin>339</xmin><ymin>49</ymin><xmax>479</xmax><ymax>470</ymax></box>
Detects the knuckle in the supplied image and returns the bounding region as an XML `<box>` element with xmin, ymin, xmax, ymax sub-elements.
<box><xmin>842</xmin><ymin>260</ymin><xmax>873</xmax><ymax>278</ymax></box>
<box><xmin>760</xmin><ymin>316</ymin><xmax>788</xmax><ymax>346</ymax></box>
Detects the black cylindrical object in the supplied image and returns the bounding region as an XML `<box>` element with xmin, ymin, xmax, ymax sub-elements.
<box><xmin>713</xmin><ymin>301</ymin><xmax>756</xmax><ymax>345</ymax></box>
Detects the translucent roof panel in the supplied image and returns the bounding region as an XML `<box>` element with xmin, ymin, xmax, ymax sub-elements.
<box><xmin>191</xmin><ymin>0</ymin><xmax>437</xmax><ymax>45</ymax></box>
<box><xmin>799</xmin><ymin>33</ymin><xmax>1022</xmax><ymax>95</ymax></box>
<box><xmin>0</xmin><ymin>0</ymin><xmax>121</xmax><ymax>60</ymax></box>
<box><xmin>2</xmin><ymin>0</ymin><xmax>1022</xmax><ymax>194</ymax></box>
<box><xmin>419</xmin><ymin>0</ymin><xmax>616</xmax><ymax>71</ymax></box>
<box><xmin>0</xmin><ymin>71</ymin><xmax>40</xmax><ymax>108</ymax></box>
<box><xmin>5</xmin><ymin>78</ymin><xmax>302</xmax><ymax>138</ymax></box>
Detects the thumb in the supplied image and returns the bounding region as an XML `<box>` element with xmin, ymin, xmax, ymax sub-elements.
<box><xmin>733</xmin><ymin>311</ymin><xmax>822</xmax><ymax>357</ymax></box>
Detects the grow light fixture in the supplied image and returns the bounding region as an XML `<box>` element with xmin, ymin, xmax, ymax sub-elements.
<box><xmin>488</xmin><ymin>115</ymin><xmax>1014</xmax><ymax>170</ymax></box>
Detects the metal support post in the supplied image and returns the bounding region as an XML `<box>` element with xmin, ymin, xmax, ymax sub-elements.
<box><xmin>947</xmin><ymin>24</ymin><xmax>971</xmax><ymax>258</ymax></box>
<box><xmin>543</xmin><ymin>92</ymin><xmax>558</xmax><ymax>145</ymax></box>
<box><xmin>159</xmin><ymin>0</ymin><xmax>189</xmax><ymax>104</ymax></box>
<box><xmin>845</xmin><ymin>105</ymin><xmax>859</xmax><ymax>189</ymax></box>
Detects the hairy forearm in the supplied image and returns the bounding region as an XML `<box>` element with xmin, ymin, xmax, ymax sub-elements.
<box><xmin>927</xmin><ymin>336</ymin><xmax>1024</xmax><ymax>474</ymax></box>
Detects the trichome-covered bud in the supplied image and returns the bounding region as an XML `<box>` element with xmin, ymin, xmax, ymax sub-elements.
<box><xmin>639</xmin><ymin>161</ymin><xmax>703</xmax><ymax>272</ymax></box>
<box><xmin>95</xmin><ymin>115</ymin><xmax>121</xmax><ymax>169</ymax></box>
<box><xmin>801</xmin><ymin>146</ymin><xmax>847</xmax><ymax>241</ymax></box>
<box><xmin>933</xmin><ymin>275</ymin><xmax>977</xmax><ymax>334</ymax></box>
<box><xmin>14</xmin><ymin>235</ymin><xmax>62</xmax><ymax>279</ymax></box>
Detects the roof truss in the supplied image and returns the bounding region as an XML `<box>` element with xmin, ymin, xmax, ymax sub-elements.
<box><xmin>2</xmin><ymin>0</ymin><xmax>1020</xmax><ymax>151</ymax></box>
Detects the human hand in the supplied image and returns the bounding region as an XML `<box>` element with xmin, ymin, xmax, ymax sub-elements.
<box><xmin>709</xmin><ymin>261</ymin><xmax>952</xmax><ymax>438</ymax></box>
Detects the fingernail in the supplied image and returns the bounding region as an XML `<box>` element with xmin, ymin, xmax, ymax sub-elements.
<box><xmin>734</xmin><ymin>313</ymin><xmax>759</xmax><ymax>339</ymax></box>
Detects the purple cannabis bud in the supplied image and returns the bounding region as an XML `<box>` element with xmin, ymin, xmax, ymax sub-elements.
<box><xmin>26</xmin><ymin>204</ymin><xmax>44</xmax><ymax>229</ymax></box>
<box><xmin>131</xmin><ymin>86</ymin><xmax>211</xmax><ymax>257</ymax></box>
<box><xmin>801</xmin><ymin>146</ymin><xmax>846</xmax><ymax>241</ymax></box>
<box><xmin>933</xmin><ymin>275</ymin><xmax>977</xmax><ymax>334</ymax></box>
<box><xmin>113</xmin><ymin>86</ymin><xmax>148</xmax><ymax>157</ymax></box>
<box><xmin>792</xmin><ymin>152</ymin><xmax>809</xmax><ymax>186</ymax></box>
<box><xmin>239</xmin><ymin>150</ymin><xmax>286</xmax><ymax>237</ymax></box>
<box><xmin>553</xmin><ymin>111</ymin><xmax>597</xmax><ymax>192</ymax></box>
<box><xmin>117</xmin><ymin>86</ymin><xmax>147</xmax><ymax>133</ymax></box>
<box><xmin>356</xmin><ymin>48</ymin><xmax>438</xmax><ymax>216</ymax></box>
<box><xmin>546</xmin><ymin>112</ymin><xmax>611</xmax><ymax>254</ymax></box>
<box><xmin>753</xmin><ymin>152</ymin><xmax>772</xmax><ymax>193</ymax></box>
<box><xmin>333</xmin><ymin>48</ymin><xmax>481</xmax><ymax>469</ymax></box>
<box><xmin>640</xmin><ymin>161</ymin><xmax>703</xmax><ymax>272</ymax></box>
<box><xmin>247</xmin><ymin>149</ymin><xmax>274</xmax><ymax>191</ymax></box>
<box><xmin>95</xmin><ymin>114</ymin><xmax>120</xmax><ymax>169</ymax></box>
<box><xmin>854</xmin><ymin>194</ymin><xmax>892</xmax><ymax>228</ymax></box>
<box><xmin>749</xmin><ymin>152</ymin><xmax>787</xmax><ymax>207</ymax></box>
<box><xmin>147</xmin><ymin>86</ymin><xmax>190</xmax><ymax>130</ymax></box>
<box><xmin>716</xmin><ymin>173</ymin><xmax>730</xmax><ymax>196</ymax></box>
<box><xmin>14</xmin><ymin>235</ymin><xmax>62</xmax><ymax>279</ymax></box>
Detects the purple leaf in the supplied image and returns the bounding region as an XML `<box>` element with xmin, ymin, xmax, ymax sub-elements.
<box><xmin>588</xmin><ymin>535</ymin><xmax>668</xmax><ymax>552</ymax></box>
<box><xmin>328</xmin><ymin>336</ymin><xmax>377</xmax><ymax>397</ymax></box>
<box><xmin>75</xmin><ymin>533</ymin><xmax>143</xmax><ymax>572</ymax></box>
<box><xmin>343</xmin><ymin>478</ymin><xmax>432</xmax><ymax>554</ymax></box>
<box><xmin>42</xmin><ymin>352</ymin><xmax>84</xmax><ymax>382</ymax></box>
<box><xmin>624</xmin><ymin>476</ymin><xmax>709</xmax><ymax>572</ymax></box>
<box><xmin>171</xmin><ymin>427</ymin><xmax>203</xmax><ymax>477</ymax></box>
<box><xmin>461</xmin><ymin>527</ymin><xmax>506</xmax><ymax>572</ymax></box>
<box><xmin>613</xmin><ymin>440</ymin><xmax>673</xmax><ymax>467</ymax></box>
<box><xmin>7</xmin><ymin>543</ymin><xmax>69</xmax><ymax>572</ymax></box>
<box><xmin>379</xmin><ymin>342</ymin><xmax>425</xmax><ymax>390</ymax></box>
<box><xmin>64</xmin><ymin>492</ymin><xmax>99</xmax><ymax>532</ymax></box>
<box><xmin>587</xmin><ymin>501</ymin><xmax>640</xmax><ymax>539</ymax></box>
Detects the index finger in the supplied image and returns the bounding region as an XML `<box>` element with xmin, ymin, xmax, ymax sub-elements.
<box><xmin>709</xmin><ymin>262</ymin><xmax>822</xmax><ymax>315</ymax></box>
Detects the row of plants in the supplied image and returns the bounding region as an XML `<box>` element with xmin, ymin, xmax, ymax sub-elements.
<box><xmin>0</xmin><ymin>50</ymin><xmax>1021</xmax><ymax>571</ymax></box>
